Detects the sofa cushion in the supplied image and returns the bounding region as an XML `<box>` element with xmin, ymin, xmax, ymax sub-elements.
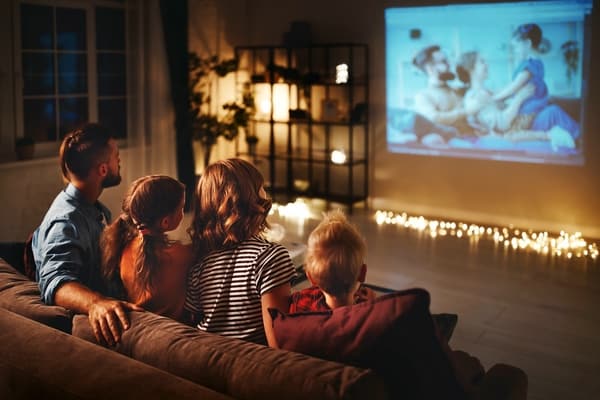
<box><xmin>270</xmin><ymin>288</ymin><xmax>466</xmax><ymax>399</ymax></box>
<box><xmin>0</xmin><ymin>308</ymin><xmax>232</xmax><ymax>400</ymax></box>
<box><xmin>0</xmin><ymin>258</ymin><xmax>72</xmax><ymax>333</ymax></box>
<box><xmin>73</xmin><ymin>311</ymin><xmax>388</xmax><ymax>400</ymax></box>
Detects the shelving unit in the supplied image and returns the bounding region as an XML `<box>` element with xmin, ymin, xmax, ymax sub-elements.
<box><xmin>235</xmin><ymin>43</ymin><xmax>369</xmax><ymax>212</ymax></box>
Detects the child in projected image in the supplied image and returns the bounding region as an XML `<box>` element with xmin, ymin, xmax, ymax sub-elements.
<box><xmin>101</xmin><ymin>175</ymin><xmax>192</xmax><ymax>323</ymax></box>
<box><xmin>493</xmin><ymin>23</ymin><xmax>580</xmax><ymax>141</ymax></box>
<box><xmin>456</xmin><ymin>51</ymin><xmax>575</xmax><ymax>150</ymax></box>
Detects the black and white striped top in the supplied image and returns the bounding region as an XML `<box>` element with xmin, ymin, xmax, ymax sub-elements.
<box><xmin>185</xmin><ymin>236</ymin><xmax>295</xmax><ymax>345</ymax></box>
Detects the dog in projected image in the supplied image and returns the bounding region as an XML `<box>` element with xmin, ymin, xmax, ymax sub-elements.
<box><xmin>390</xmin><ymin>23</ymin><xmax>580</xmax><ymax>156</ymax></box>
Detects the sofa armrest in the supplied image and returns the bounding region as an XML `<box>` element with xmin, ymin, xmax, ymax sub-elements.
<box><xmin>0</xmin><ymin>308</ymin><xmax>232</xmax><ymax>400</ymax></box>
<box><xmin>0</xmin><ymin>258</ymin><xmax>72</xmax><ymax>332</ymax></box>
<box><xmin>73</xmin><ymin>311</ymin><xmax>388</xmax><ymax>400</ymax></box>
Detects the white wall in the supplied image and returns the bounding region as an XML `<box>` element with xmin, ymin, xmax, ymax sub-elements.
<box><xmin>188</xmin><ymin>0</ymin><xmax>600</xmax><ymax>237</ymax></box>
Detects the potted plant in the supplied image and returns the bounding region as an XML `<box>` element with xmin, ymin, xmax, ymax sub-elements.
<box><xmin>189</xmin><ymin>52</ymin><xmax>254</xmax><ymax>167</ymax></box>
<box><xmin>15</xmin><ymin>136</ymin><xmax>35</xmax><ymax>160</ymax></box>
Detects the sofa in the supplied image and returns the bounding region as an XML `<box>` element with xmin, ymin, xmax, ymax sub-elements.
<box><xmin>0</xmin><ymin>243</ymin><xmax>527</xmax><ymax>400</ymax></box>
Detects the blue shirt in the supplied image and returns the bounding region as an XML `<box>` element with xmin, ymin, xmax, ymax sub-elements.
<box><xmin>32</xmin><ymin>184</ymin><xmax>112</xmax><ymax>305</ymax></box>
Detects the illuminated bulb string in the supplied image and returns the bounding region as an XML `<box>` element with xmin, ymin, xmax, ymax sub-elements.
<box><xmin>374</xmin><ymin>210</ymin><xmax>599</xmax><ymax>261</ymax></box>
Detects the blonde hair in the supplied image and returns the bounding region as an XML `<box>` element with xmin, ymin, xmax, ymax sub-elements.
<box><xmin>304</xmin><ymin>210</ymin><xmax>366</xmax><ymax>297</ymax></box>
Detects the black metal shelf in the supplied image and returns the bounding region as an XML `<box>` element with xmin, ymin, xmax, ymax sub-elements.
<box><xmin>235</xmin><ymin>43</ymin><xmax>369</xmax><ymax>212</ymax></box>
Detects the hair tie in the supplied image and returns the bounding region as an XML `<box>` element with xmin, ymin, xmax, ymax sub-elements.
<box><xmin>136</xmin><ymin>223</ymin><xmax>151</xmax><ymax>236</ymax></box>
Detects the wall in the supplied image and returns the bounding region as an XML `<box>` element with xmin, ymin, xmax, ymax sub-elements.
<box><xmin>0</xmin><ymin>149</ymin><xmax>143</xmax><ymax>242</ymax></box>
<box><xmin>189</xmin><ymin>0</ymin><xmax>600</xmax><ymax>237</ymax></box>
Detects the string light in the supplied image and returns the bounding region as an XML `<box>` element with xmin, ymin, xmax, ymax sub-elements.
<box><xmin>271</xmin><ymin>199</ymin><xmax>312</xmax><ymax>221</ymax></box>
<box><xmin>374</xmin><ymin>210</ymin><xmax>599</xmax><ymax>261</ymax></box>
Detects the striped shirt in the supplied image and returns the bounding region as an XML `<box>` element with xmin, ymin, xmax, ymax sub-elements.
<box><xmin>185</xmin><ymin>236</ymin><xmax>295</xmax><ymax>345</ymax></box>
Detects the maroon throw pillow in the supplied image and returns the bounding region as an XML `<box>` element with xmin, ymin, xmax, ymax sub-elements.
<box><xmin>270</xmin><ymin>288</ymin><xmax>466</xmax><ymax>399</ymax></box>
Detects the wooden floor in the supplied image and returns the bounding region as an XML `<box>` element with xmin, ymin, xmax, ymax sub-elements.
<box><xmin>268</xmin><ymin>208</ymin><xmax>600</xmax><ymax>400</ymax></box>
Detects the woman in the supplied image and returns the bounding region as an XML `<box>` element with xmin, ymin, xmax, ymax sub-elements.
<box><xmin>185</xmin><ymin>158</ymin><xmax>295</xmax><ymax>347</ymax></box>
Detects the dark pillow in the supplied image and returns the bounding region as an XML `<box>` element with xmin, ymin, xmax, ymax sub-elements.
<box><xmin>270</xmin><ymin>288</ymin><xmax>466</xmax><ymax>399</ymax></box>
<box><xmin>0</xmin><ymin>258</ymin><xmax>72</xmax><ymax>333</ymax></box>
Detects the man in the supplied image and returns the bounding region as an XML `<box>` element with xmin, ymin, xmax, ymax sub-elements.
<box><xmin>32</xmin><ymin>123</ymin><xmax>142</xmax><ymax>346</ymax></box>
<box><xmin>412</xmin><ymin>45</ymin><xmax>470</xmax><ymax>132</ymax></box>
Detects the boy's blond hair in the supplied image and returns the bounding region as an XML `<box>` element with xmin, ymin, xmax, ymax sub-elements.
<box><xmin>304</xmin><ymin>210</ymin><xmax>366</xmax><ymax>297</ymax></box>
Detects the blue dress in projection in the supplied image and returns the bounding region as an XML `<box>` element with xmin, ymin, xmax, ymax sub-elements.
<box><xmin>514</xmin><ymin>58</ymin><xmax>580</xmax><ymax>139</ymax></box>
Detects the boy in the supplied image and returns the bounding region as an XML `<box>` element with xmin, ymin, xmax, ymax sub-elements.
<box><xmin>289</xmin><ymin>210</ymin><xmax>489</xmax><ymax>396</ymax></box>
<box><xmin>290</xmin><ymin>209</ymin><xmax>375</xmax><ymax>312</ymax></box>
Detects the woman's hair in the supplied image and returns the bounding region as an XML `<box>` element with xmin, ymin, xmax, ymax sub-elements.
<box><xmin>188</xmin><ymin>158</ymin><xmax>271</xmax><ymax>256</ymax></box>
<box><xmin>456</xmin><ymin>51</ymin><xmax>478</xmax><ymax>85</ymax></box>
<box><xmin>304</xmin><ymin>210</ymin><xmax>366</xmax><ymax>298</ymax></box>
<box><xmin>513</xmin><ymin>23</ymin><xmax>550</xmax><ymax>54</ymax></box>
<box><xmin>101</xmin><ymin>175</ymin><xmax>185</xmax><ymax>298</ymax></box>
<box><xmin>59</xmin><ymin>123</ymin><xmax>113</xmax><ymax>181</ymax></box>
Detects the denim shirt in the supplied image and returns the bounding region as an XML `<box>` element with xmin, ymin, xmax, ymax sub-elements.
<box><xmin>32</xmin><ymin>184</ymin><xmax>112</xmax><ymax>305</ymax></box>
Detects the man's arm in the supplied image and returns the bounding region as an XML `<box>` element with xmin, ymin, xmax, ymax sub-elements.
<box><xmin>55</xmin><ymin>281</ymin><xmax>142</xmax><ymax>346</ymax></box>
<box><xmin>36</xmin><ymin>219</ymin><xmax>142</xmax><ymax>345</ymax></box>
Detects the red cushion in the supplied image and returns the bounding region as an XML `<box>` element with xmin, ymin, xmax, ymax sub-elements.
<box><xmin>270</xmin><ymin>288</ymin><xmax>466</xmax><ymax>399</ymax></box>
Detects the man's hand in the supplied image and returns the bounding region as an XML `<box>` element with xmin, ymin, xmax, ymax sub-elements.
<box><xmin>88</xmin><ymin>298</ymin><xmax>144</xmax><ymax>346</ymax></box>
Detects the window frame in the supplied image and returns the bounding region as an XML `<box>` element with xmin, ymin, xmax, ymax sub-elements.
<box><xmin>13</xmin><ymin>0</ymin><xmax>128</xmax><ymax>158</ymax></box>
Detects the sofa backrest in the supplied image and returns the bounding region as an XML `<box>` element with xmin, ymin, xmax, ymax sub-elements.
<box><xmin>0</xmin><ymin>307</ymin><xmax>233</xmax><ymax>400</ymax></box>
<box><xmin>73</xmin><ymin>311</ymin><xmax>389</xmax><ymax>400</ymax></box>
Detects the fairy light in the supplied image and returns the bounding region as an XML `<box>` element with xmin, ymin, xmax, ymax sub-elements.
<box><xmin>270</xmin><ymin>199</ymin><xmax>312</xmax><ymax>221</ymax></box>
<box><xmin>374</xmin><ymin>210</ymin><xmax>599</xmax><ymax>261</ymax></box>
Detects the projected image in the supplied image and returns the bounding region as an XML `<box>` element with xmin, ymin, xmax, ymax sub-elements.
<box><xmin>385</xmin><ymin>0</ymin><xmax>593</xmax><ymax>165</ymax></box>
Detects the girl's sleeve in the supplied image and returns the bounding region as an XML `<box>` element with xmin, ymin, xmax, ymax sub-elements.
<box><xmin>255</xmin><ymin>243</ymin><xmax>296</xmax><ymax>295</ymax></box>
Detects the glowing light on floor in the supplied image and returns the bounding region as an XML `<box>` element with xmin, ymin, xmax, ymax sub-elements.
<box><xmin>271</xmin><ymin>199</ymin><xmax>312</xmax><ymax>221</ymax></box>
<box><xmin>374</xmin><ymin>210</ymin><xmax>599</xmax><ymax>261</ymax></box>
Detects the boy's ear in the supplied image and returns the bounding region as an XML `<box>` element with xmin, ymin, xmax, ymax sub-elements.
<box><xmin>358</xmin><ymin>264</ymin><xmax>367</xmax><ymax>283</ymax></box>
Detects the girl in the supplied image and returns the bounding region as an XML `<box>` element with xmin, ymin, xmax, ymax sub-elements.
<box><xmin>456</xmin><ymin>51</ymin><xmax>575</xmax><ymax>150</ymax></box>
<box><xmin>493</xmin><ymin>23</ymin><xmax>579</xmax><ymax>139</ymax></box>
<box><xmin>185</xmin><ymin>158</ymin><xmax>295</xmax><ymax>347</ymax></box>
<box><xmin>101</xmin><ymin>175</ymin><xmax>192</xmax><ymax>322</ymax></box>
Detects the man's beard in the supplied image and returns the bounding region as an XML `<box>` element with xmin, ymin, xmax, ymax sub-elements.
<box><xmin>102</xmin><ymin>170</ymin><xmax>122</xmax><ymax>188</ymax></box>
<box><xmin>439</xmin><ymin>71</ymin><xmax>455</xmax><ymax>81</ymax></box>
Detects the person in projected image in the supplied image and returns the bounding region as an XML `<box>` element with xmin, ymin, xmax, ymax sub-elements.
<box><xmin>412</xmin><ymin>45</ymin><xmax>476</xmax><ymax>146</ymax></box>
<box><xmin>456</xmin><ymin>51</ymin><xmax>575</xmax><ymax>151</ymax></box>
<box><xmin>492</xmin><ymin>23</ymin><xmax>580</xmax><ymax>143</ymax></box>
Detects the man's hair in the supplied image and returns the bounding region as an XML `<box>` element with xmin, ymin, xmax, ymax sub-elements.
<box><xmin>188</xmin><ymin>158</ymin><xmax>271</xmax><ymax>256</ymax></box>
<box><xmin>59</xmin><ymin>123</ymin><xmax>114</xmax><ymax>181</ymax></box>
<box><xmin>305</xmin><ymin>210</ymin><xmax>366</xmax><ymax>298</ymax></box>
<box><xmin>412</xmin><ymin>45</ymin><xmax>441</xmax><ymax>72</ymax></box>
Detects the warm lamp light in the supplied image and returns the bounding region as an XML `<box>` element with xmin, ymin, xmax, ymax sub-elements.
<box><xmin>336</xmin><ymin>63</ymin><xmax>349</xmax><ymax>84</ymax></box>
<box><xmin>254</xmin><ymin>83</ymin><xmax>271</xmax><ymax>119</ymax></box>
<box><xmin>272</xmin><ymin>83</ymin><xmax>289</xmax><ymax>121</ymax></box>
<box><xmin>254</xmin><ymin>83</ymin><xmax>289</xmax><ymax>121</ymax></box>
<box><xmin>331</xmin><ymin>149</ymin><xmax>347</xmax><ymax>164</ymax></box>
